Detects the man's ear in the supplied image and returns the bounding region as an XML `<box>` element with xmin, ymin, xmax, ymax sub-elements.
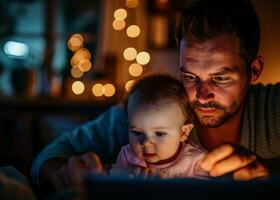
<box><xmin>180</xmin><ymin>124</ymin><xmax>193</xmax><ymax>142</ymax></box>
<box><xmin>250</xmin><ymin>55</ymin><xmax>264</xmax><ymax>83</ymax></box>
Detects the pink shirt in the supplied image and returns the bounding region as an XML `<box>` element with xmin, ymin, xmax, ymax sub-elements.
<box><xmin>112</xmin><ymin>142</ymin><xmax>209</xmax><ymax>179</ymax></box>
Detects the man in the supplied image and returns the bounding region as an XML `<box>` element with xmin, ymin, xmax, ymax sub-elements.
<box><xmin>31</xmin><ymin>0</ymin><xmax>280</xmax><ymax>192</ymax></box>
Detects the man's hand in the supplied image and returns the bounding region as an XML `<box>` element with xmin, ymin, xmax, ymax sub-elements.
<box><xmin>199</xmin><ymin>144</ymin><xmax>269</xmax><ymax>180</ymax></box>
<box><xmin>52</xmin><ymin>152</ymin><xmax>103</xmax><ymax>191</ymax></box>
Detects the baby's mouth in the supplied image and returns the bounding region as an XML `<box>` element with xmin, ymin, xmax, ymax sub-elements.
<box><xmin>143</xmin><ymin>153</ymin><xmax>156</xmax><ymax>157</ymax></box>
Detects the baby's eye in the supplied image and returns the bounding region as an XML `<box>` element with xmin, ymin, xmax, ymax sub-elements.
<box><xmin>130</xmin><ymin>131</ymin><xmax>143</xmax><ymax>136</ymax></box>
<box><xmin>155</xmin><ymin>131</ymin><xmax>167</xmax><ymax>137</ymax></box>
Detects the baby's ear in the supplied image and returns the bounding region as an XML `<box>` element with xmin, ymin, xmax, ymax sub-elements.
<box><xmin>180</xmin><ymin>124</ymin><xmax>193</xmax><ymax>142</ymax></box>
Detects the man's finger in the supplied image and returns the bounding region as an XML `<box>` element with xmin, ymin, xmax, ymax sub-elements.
<box><xmin>81</xmin><ymin>152</ymin><xmax>103</xmax><ymax>173</ymax></box>
<box><xmin>209</xmin><ymin>154</ymin><xmax>257</xmax><ymax>177</ymax></box>
<box><xmin>233</xmin><ymin>161</ymin><xmax>269</xmax><ymax>180</ymax></box>
<box><xmin>68</xmin><ymin>156</ymin><xmax>84</xmax><ymax>187</ymax></box>
<box><xmin>52</xmin><ymin>166</ymin><xmax>67</xmax><ymax>191</ymax></box>
<box><xmin>200</xmin><ymin>144</ymin><xmax>235</xmax><ymax>172</ymax></box>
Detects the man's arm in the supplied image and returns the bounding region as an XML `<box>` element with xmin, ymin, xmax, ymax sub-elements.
<box><xmin>31</xmin><ymin>104</ymin><xmax>129</xmax><ymax>191</ymax></box>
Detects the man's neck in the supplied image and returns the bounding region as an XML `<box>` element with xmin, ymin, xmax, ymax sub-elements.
<box><xmin>196</xmin><ymin>105</ymin><xmax>244</xmax><ymax>151</ymax></box>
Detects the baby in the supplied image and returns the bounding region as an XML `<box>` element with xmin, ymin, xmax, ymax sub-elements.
<box><xmin>111</xmin><ymin>74</ymin><xmax>208</xmax><ymax>179</ymax></box>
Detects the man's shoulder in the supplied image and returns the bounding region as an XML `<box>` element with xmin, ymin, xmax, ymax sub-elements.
<box><xmin>94</xmin><ymin>103</ymin><xmax>126</xmax><ymax>120</ymax></box>
<box><xmin>248</xmin><ymin>82</ymin><xmax>280</xmax><ymax>101</ymax></box>
<box><xmin>249</xmin><ymin>82</ymin><xmax>280</xmax><ymax>92</ymax></box>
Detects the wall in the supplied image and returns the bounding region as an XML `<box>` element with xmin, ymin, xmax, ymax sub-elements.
<box><xmin>253</xmin><ymin>0</ymin><xmax>280</xmax><ymax>84</ymax></box>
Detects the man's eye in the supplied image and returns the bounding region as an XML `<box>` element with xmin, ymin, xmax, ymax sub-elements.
<box><xmin>130</xmin><ymin>131</ymin><xmax>143</xmax><ymax>136</ymax></box>
<box><xmin>182</xmin><ymin>73</ymin><xmax>197</xmax><ymax>82</ymax></box>
<box><xmin>155</xmin><ymin>131</ymin><xmax>167</xmax><ymax>137</ymax></box>
<box><xmin>212</xmin><ymin>76</ymin><xmax>231</xmax><ymax>83</ymax></box>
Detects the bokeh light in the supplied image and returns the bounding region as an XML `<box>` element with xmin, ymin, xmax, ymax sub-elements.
<box><xmin>92</xmin><ymin>83</ymin><xmax>104</xmax><ymax>97</ymax></box>
<box><xmin>71</xmin><ymin>48</ymin><xmax>91</xmax><ymax>67</ymax></box>
<box><xmin>123</xmin><ymin>47</ymin><xmax>137</xmax><ymax>61</ymax></box>
<box><xmin>136</xmin><ymin>51</ymin><xmax>150</xmax><ymax>65</ymax></box>
<box><xmin>78</xmin><ymin>59</ymin><xmax>92</xmax><ymax>72</ymax></box>
<box><xmin>128</xmin><ymin>63</ymin><xmax>143</xmax><ymax>77</ymax></box>
<box><xmin>72</xmin><ymin>81</ymin><xmax>85</xmax><ymax>95</ymax></box>
<box><xmin>71</xmin><ymin>67</ymin><xmax>84</xmax><ymax>78</ymax></box>
<box><xmin>126</xmin><ymin>25</ymin><xmax>140</xmax><ymax>38</ymax></box>
<box><xmin>126</xmin><ymin>0</ymin><xmax>139</xmax><ymax>8</ymax></box>
<box><xmin>158</xmin><ymin>0</ymin><xmax>168</xmax><ymax>3</ymax></box>
<box><xmin>114</xmin><ymin>9</ymin><xmax>127</xmax><ymax>20</ymax></box>
<box><xmin>125</xmin><ymin>80</ymin><xmax>135</xmax><ymax>92</ymax></box>
<box><xmin>103</xmin><ymin>84</ymin><xmax>116</xmax><ymax>97</ymax></box>
<box><xmin>112</xmin><ymin>19</ymin><xmax>126</xmax><ymax>30</ymax></box>
<box><xmin>67</xmin><ymin>33</ymin><xmax>84</xmax><ymax>52</ymax></box>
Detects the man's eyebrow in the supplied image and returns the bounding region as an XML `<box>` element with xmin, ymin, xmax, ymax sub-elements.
<box><xmin>210</xmin><ymin>66</ymin><xmax>240</xmax><ymax>75</ymax></box>
<box><xmin>180</xmin><ymin>67</ymin><xmax>191</xmax><ymax>73</ymax></box>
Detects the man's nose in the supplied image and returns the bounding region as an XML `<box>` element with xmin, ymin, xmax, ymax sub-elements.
<box><xmin>195</xmin><ymin>81</ymin><xmax>214</xmax><ymax>103</ymax></box>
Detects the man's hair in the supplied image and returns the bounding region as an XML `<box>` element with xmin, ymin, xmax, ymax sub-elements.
<box><xmin>126</xmin><ymin>73</ymin><xmax>191</xmax><ymax>123</ymax></box>
<box><xmin>176</xmin><ymin>0</ymin><xmax>260</xmax><ymax>66</ymax></box>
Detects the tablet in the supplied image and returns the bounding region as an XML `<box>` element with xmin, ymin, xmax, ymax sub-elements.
<box><xmin>85</xmin><ymin>174</ymin><xmax>280</xmax><ymax>200</ymax></box>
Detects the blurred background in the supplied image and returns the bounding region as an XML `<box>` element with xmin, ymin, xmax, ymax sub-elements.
<box><xmin>0</xmin><ymin>0</ymin><xmax>279</xmax><ymax>177</ymax></box>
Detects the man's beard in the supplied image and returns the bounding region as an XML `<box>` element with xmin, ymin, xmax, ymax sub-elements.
<box><xmin>189</xmin><ymin>100</ymin><xmax>240</xmax><ymax>128</ymax></box>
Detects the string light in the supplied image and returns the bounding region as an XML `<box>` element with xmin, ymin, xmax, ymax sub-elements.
<box><xmin>126</xmin><ymin>0</ymin><xmax>139</xmax><ymax>8</ymax></box>
<box><xmin>125</xmin><ymin>80</ymin><xmax>135</xmax><ymax>92</ymax></box>
<box><xmin>71</xmin><ymin>48</ymin><xmax>91</xmax><ymax>68</ymax></box>
<box><xmin>123</xmin><ymin>47</ymin><xmax>137</xmax><ymax>61</ymax></box>
<box><xmin>78</xmin><ymin>59</ymin><xmax>92</xmax><ymax>72</ymax></box>
<box><xmin>112</xmin><ymin>19</ymin><xmax>126</xmax><ymax>30</ymax></box>
<box><xmin>67</xmin><ymin>33</ymin><xmax>84</xmax><ymax>52</ymax></box>
<box><xmin>103</xmin><ymin>84</ymin><xmax>116</xmax><ymax>97</ymax></box>
<box><xmin>92</xmin><ymin>83</ymin><xmax>104</xmax><ymax>97</ymax></box>
<box><xmin>126</xmin><ymin>25</ymin><xmax>140</xmax><ymax>38</ymax></box>
<box><xmin>71</xmin><ymin>67</ymin><xmax>84</xmax><ymax>78</ymax></box>
<box><xmin>72</xmin><ymin>81</ymin><xmax>85</xmax><ymax>95</ymax></box>
<box><xmin>128</xmin><ymin>63</ymin><xmax>143</xmax><ymax>77</ymax></box>
<box><xmin>136</xmin><ymin>51</ymin><xmax>150</xmax><ymax>65</ymax></box>
<box><xmin>114</xmin><ymin>9</ymin><xmax>127</xmax><ymax>20</ymax></box>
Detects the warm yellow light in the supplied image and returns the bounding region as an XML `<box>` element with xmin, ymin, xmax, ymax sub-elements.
<box><xmin>112</xmin><ymin>19</ymin><xmax>126</xmax><ymax>30</ymax></box>
<box><xmin>78</xmin><ymin>59</ymin><xmax>92</xmax><ymax>72</ymax></box>
<box><xmin>71</xmin><ymin>48</ymin><xmax>91</xmax><ymax>67</ymax></box>
<box><xmin>71</xmin><ymin>67</ymin><xmax>84</xmax><ymax>78</ymax></box>
<box><xmin>70</xmin><ymin>56</ymin><xmax>78</xmax><ymax>68</ymax></box>
<box><xmin>136</xmin><ymin>51</ymin><xmax>150</xmax><ymax>65</ymax></box>
<box><xmin>67</xmin><ymin>33</ymin><xmax>84</xmax><ymax>52</ymax></box>
<box><xmin>125</xmin><ymin>80</ymin><xmax>135</xmax><ymax>92</ymax></box>
<box><xmin>72</xmin><ymin>81</ymin><xmax>85</xmax><ymax>95</ymax></box>
<box><xmin>92</xmin><ymin>83</ymin><xmax>104</xmax><ymax>97</ymax></box>
<box><xmin>71</xmin><ymin>33</ymin><xmax>84</xmax><ymax>41</ymax></box>
<box><xmin>114</xmin><ymin>9</ymin><xmax>127</xmax><ymax>20</ymax></box>
<box><xmin>126</xmin><ymin>0</ymin><xmax>139</xmax><ymax>8</ymax></box>
<box><xmin>103</xmin><ymin>84</ymin><xmax>116</xmax><ymax>97</ymax></box>
<box><xmin>128</xmin><ymin>63</ymin><xmax>143</xmax><ymax>77</ymax></box>
<box><xmin>126</xmin><ymin>25</ymin><xmax>140</xmax><ymax>38</ymax></box>
<box><xmin>123</xmin><ymin>47</ymin><xmax>137</xmax><ymax>61</ymax></box>
<box><xmin>158</xmin><ymin>0</ymin><xmax>168</xmax><ymax>3</ymax></box>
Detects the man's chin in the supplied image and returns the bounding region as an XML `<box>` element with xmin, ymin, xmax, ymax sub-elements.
<box><xmin>197</xmin><ymin>116</ymin><xmax>226</xmax><ymax>128</ymax></box>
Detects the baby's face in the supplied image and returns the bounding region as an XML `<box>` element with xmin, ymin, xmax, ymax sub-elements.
<box><xmin>127</xmin><ymin>101</ymin><xmax>190</xmax><ymax>164</ymax></box>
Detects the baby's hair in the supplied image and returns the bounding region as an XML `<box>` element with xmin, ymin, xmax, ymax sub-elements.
<box><xmin>125</xmin><ymin>73</ymin><xmax>192</xmax><ymax>123</ymax></box>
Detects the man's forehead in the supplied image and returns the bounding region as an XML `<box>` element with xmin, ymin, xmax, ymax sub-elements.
<box><xmin>180</xmin><ymin>35</ymin><xmax>240</xmax><ymax>52</ymax></box>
